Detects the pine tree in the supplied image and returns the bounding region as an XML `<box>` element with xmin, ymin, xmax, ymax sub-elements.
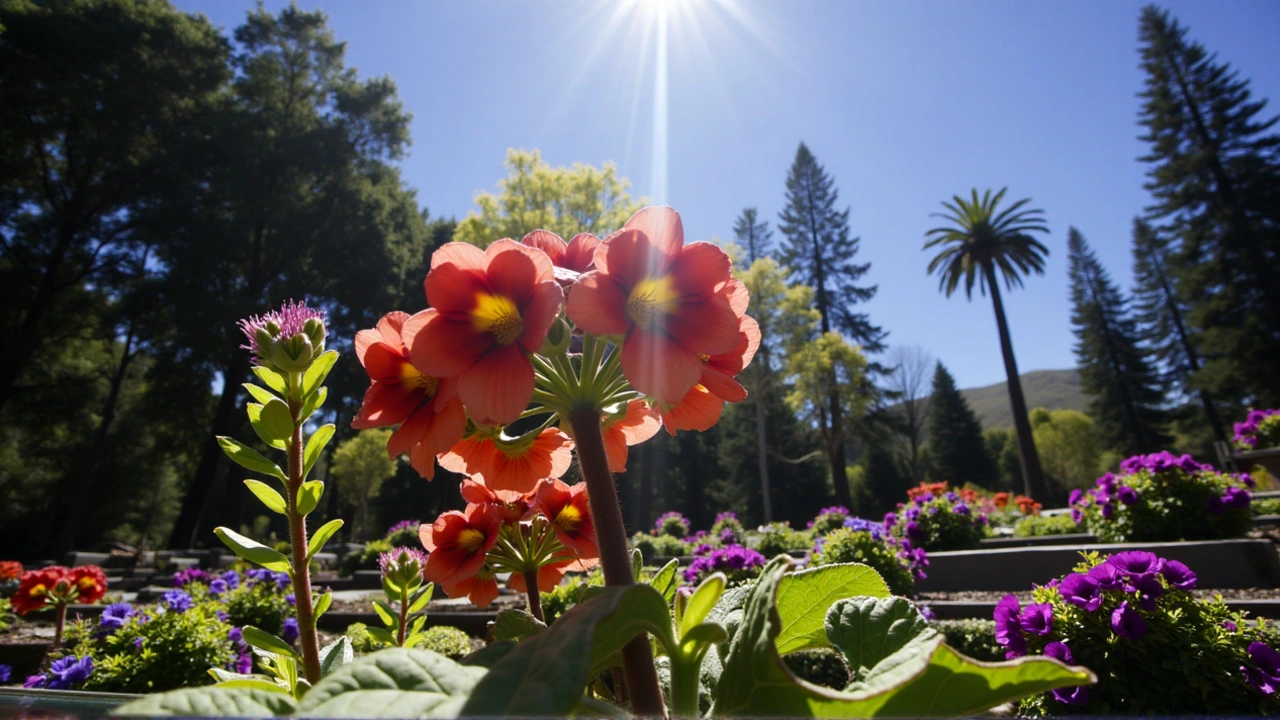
<box><xmin>1130</xmin><ymin>218</ymin><xmax>1226</xmax><ymax>444</ymax></box>
<box><xmin>777</xmin><ymin>142</ymin><xmax>886</xmax><ymax>508</ymax></box>
<box><xmin>1068</xmin><ymin>228</ymin><xmax>1171</xmax><ymax>455</ymax></box>
<box><xmin>1137</xmin><ymin>5</ymin><xmax>1280</xmax><ymax>406</ymax></box>
<box><xmin>733</xmin><ymin>207</ymin><xmax>774</xmax><ymax>266</ymax></box>
<box><xmin>926</xmin><ymin>362</ymin><xmax>997</xmax><ymax>488</ymax></box>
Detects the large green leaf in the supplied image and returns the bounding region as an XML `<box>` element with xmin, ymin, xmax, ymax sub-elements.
<box><xmin>215</xmin><ymin>527</ymin><xmax>291</xmax><ymax>572</ymax></box>
<box><xmin>825</xmin><ymin>596</ymin><xmax>937</xmax><ymax>683</ymax></box>
<box><xmin>302</xmin><ymin>350</ymin><xmax>339</xmax><ymax>398</ymax></box>
<box><xmin>648</xmin><ymin>558</ymin><xmax>681</xmax><ymax>604</ymax></box>
<box><xmin>217</xmin><ymin>436</ymin><xmax>286</xmax><ymax>481</ymax></box>
<box><xmin>709</xmin><ymin>557</ymin><xmax>1094</xmax><ymax>717</ymax></box>
<box><xmin>296</xmin><ymin>480</ymin><xmax>323</xmax><ymax>516</ymax></box>
<box><xmin>295</xmin><ymin>648</ymin><xmax>486</xmax><ymax>718</ymax></box>
<box><xmin>461</xmin><ymin>584</ymin><xmax>675</xmax><ymax>717</ymax></box>
<box><xmin>773</xmin><ymin>562</ymin><xmax>890</xmax><ymax>656</ymax></box>
<box><xmin>307</xmin><ymin>519</ymin><xmax>343</xmax><ymax>560</ymax></box>
<box><xmin>492</xmin><ymin>609</ymin><xmax>546</xmax><ymax>642</ymax></box>
<box><xmin>680</xmin><ymin>573</ymin><xmax>725</xmax><ymax>638</ymax></box>
<box><xmin>112</xmin><ymin>687</ymin><xmax>295</xmax><ymax>717</ymax></box>
<box><xmin>252</xmin><ymin>366</ymin><xmax>288</xmax><ymax>394</ymax></box>
<box><xmin>247</xmin><ymin>404</ymin><xmax>288</xmax><ymax>450</ymax></box>
<box><xmin>244</xmin><ymin>479</ymin><xmax>287</xmax><ymax>514</ymax></box>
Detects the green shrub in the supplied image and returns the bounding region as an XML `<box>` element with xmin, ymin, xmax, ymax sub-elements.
<box><xmin>419</xmin><ymin>625</ymin><xmax>472</xmax><ymax>658</ymax></box>
<box><xmin>541</xmin><ymin>569</ymin><xmax>605</xmax><ymax>625</ymax></box>
<box><xmin>783</xmin><ymin>648</ymin><xmax>849</xmax><ymax>689</ymax></box>
<box><xmin>654</xmin><ymin>511</ymin><xmax>691</xmax><ymax>539</ymax></box>
<box><xmin>808</xmin><ymin>506</ymin><xmax>851</xmax><ymax>536</ymax></box>
<box><xmin>886</xmin><ymin>492</ymin><xmax>987</xmax><ymax>551</ymax></box>
<box><xmin>810</xmin><ymin>528</ymin><xmax>915</xmax><ymax>596</ymax></box>
<box><xmin>222</xmin><ymin>581</ymin><xmax>291</xmax><ymax>636</ymax></box>
<box><xmin>935</xmin><ymin>619</ymin><xmax>1003</xmax><ymax>662</ymax></box>
<box><xmin>1013</xmin><ymin>513</ymin><xmax>1082</xmax><ymax>538</ymax></box>
<box><xmin>384</xmin><ymin>521</ymin><xmax>421</xmax><ymax>548</ymax></box>
<box><xmin>1253</xmin><ymin>496</ymin><xmax>1280</xmax><ymax>516</ymax></box>
<box><xmin>709</xmin><ymin>512</ymin><xmax>746</xmax><ymax>544</ymax></box>
<box><xmin>344</xmin><ymin>622</ymin><xmax>382</xmax><ymax>654</ymax></box>
<box><xmin>340</xmin><ymin>539</ymin><xmax>392</xmax><ymax>577</ymax></box>
<box><xmin>751</xmin><ymin>522</ymin><xmax>812</xmax><ymax>557</ymax></box>
<box><xmin>60</xmin><ymin>603</ymin><xmax>234</xmax><ymax>693</ymax></box>
<box><xmin>630</xmin><ymin>532</ymin><xmax>688</xmax><ymax>563</ymax></box>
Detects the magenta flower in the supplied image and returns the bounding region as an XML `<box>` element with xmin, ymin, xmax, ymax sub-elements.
<box><xmin>1161</xmin><ymin>559</ymin><xmax>1197</xmax><ymax>590</ymax></box>
<box><xmin>1245</xmin><ymin>642</ymin><xmax>1280</xmax><ymax>695</ymax></box>
<box><xmin>993</xmin><ymin>594</ymin><xmax>1026</xmax><ymax>658</ymax></box>
<box><xmin>1059</xmin><ymin>573</ymin><xmax>1102</xmax><ymax>612</ymax></box>
<box><xmin>1019</xmin><ymin>602</ymin><xmax>1053</xmax><ymax>636</ymax></box>
<box><xmin>1110</xmin><ymin>601</ymin><xmax>1146</xmax><ymax>641</ymax></box>
<box><xmin>1086</xmin><ymin>562</ymin><xmax>1123</xmax><ymax>589</ymax></box>
<box><xmin>1206</xmin><ymin>495</ymin><xmax>1226</xmax><ymax>515</ymax></box>
<box><xmin>1043</xmin><ymin>642</ymin><xmax>1089</xmax><ymax>706</ymax></box>
<box><xmin>237</xmin><ymin>299</ymin><xmax>326</xmax><ymax>365</ymax></box>
<box><xmin>1107</xmin><ymin>550</ymin><xmax>1163</xmax><ymax>580</ymax></box>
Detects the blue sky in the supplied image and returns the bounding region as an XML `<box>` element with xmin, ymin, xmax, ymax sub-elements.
<box><xmin>177</xmin><ymin>0</ymin><xmax>1280</xmax><ymax>390</ymax></box>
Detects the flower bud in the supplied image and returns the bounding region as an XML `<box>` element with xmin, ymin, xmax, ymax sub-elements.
<box><xmin>538</xmin><ymin>316</ymin><xmax>571</xmax><ymax>356</ymax></box>
<box><xmin>379</xmin><ymin>547</ymin><xmax>426</xmax><ymax>591</ymax></box>
<box><xmin>271</xmin><ymin>333</ymin><xmax>315</xmax><ymax>372</ymax></box>
<box><xmin>303</xmin><ymin>317</ymin><xmax>326</xmax><ymax>354</ymax></box>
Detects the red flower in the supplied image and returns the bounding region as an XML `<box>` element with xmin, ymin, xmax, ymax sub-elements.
<box><xmin>567</xmin><ymin>206</ymin><xmax>741</xmax><ymax>404</ymax></box>
<box><xmin>439</xmin><ymin>427</ymin><xmax>573</xmax><ymax>494</ymax></box>
<box><xmin>521</xmin><ymin>230</ymin><xmax>600</xmax><ymax>276</ymax></box>
<box><xmin>11</xmin><ymin>567</ymin><xmax>65</xmax><ymax>615</ymax></box>
<box><xmin>0</xmin><ymin>561</ymin><xmax>21</xmax><ymax>583</ymax></box>
<box><xmin>993</xmin><ymin>492</ymin><xmax>1010</xmax><ymax>509</ymax></box>
<box><xmin>459</xmin><ymin>478</ymin><xmax>533</xmax><ymax>524</ymax></box>
<box><xmin>69</xmin><ymin>566</ymin><xmax>107</xmax><ymax>605</ymax></box>
<box><xmin>405</xmin><ymin>241</ymin><xmax>563</xmax><ymax>425</ymax></box>
<box><xmin>441</xmin><ymin>566</ymin><xmax>500</xmax><ymax>608</ymax></box>
<box><xmin>601</xmin><ymin>400</ymin><xmax>662</xmax><ymax>472</ymax></box>
<box><xmin>507</xmin><ymin>560</ymin><xmax>572</xmax><ymax>594</ymax></box>
<box><xmin>421</xmin><ymin>504</ymin><xmax>501</xmax><ymax>587</ymax></box>
<box><xmin>535</xmin><ymin>479</ymin><xmax>598</xmax><ymax>559</ymax></box>
<box><xmin>353</xmin><ymin>311</ymin><xmax>467</xmax><ymax>480</ymax></box>
<box><xmin>658</xmin><ymin>314</ymin><xmax>761</xmax><ymax>434</ymax></box>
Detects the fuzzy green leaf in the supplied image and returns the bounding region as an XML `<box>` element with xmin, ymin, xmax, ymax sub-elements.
<box><xmin>252</xmin><ymin>366</ymin><xmax>288</xmax><ymax>394</ymax></box>
<box><xmin>215</xmin><ymin>527</ymin><xmax>291</xmax><ymax>572</ymax></box>
<box><xmin>681</xmin><ymin>573</ymin><xmax>726</xmax><ymax>638</ymax></box>
<box><xmin>492</xmin><ymin>609</ymin><xmax>547</xmax><ymax>643</ymax></box>
<box><xmin>242</xmin><ymin>626</ymin><xmax>299</xmax><ymax>659</ymax></box>
<box><xmin>296</xmin><ymin>480</ymin><xmax>323</xmax><ymax>516</ymax></box>
<box><xmin>243</xmin><ymin>383</ymin><xmax>279</xmax><ymax>405</ymax></box>
<box><xmin>112</xmin><ymin>687</ymin><xmax>295</xmax><ymax>717</ymax></box>
<box><xmin>319</xmin><ymin>636</ymin><xmax>354</xmax><ymax>676</ymax></box>
<box><xmin>259</xmin><ymin>398</ymin><xmax>295</xmax><ymax>441</ymax></box>
<box><xmin>217</xmin><ymin>436</ymin><xmax>286</xmax><ymax>481</ymax></box>
<box><xmin>302</xmin><ymin>350</ymin><xmax>339</xmax><ymax>398</ymax></box>
<box><xmin>295</xmin><ymin>648</ymin><xmax>486</xmax><ymax>717</ymax></box>
<box><xmin>244</xmin><ymin>480</ymin><xmax>287</xmax><ymax>514</ymax></box>
<box><xmin>407</xmin><ymin>583</ymin><xmax>434</xmax><ymax>614</ymax></box>
<box><xmin>247</xmin><ymin>404</ymin><xmax>288</xmax><ymax>450</ymax></box>
<box><xmin>304</xmin><ymin>424</ymin><xmax>335</xmax><ymax>478</ymax></box>
<box><xmin>773</xmin><ymin>562</ymin><xmax>890</xmax><ymax>656</ymax></box>
<box><xmin>649</xmin><ymin>558</ymin><xmax>681</xmax><ymax>605</ymax></box>
<box><xmin>314</xmin><ymin>591</ymin><xmax>333</xmax><ymax>619</ymax></box>
<box><xmin>826</xmin><ymin>596</ymin><xmax>936</xmax><ymax>683</ymax></box>
<box><xmin>307</xmin><ymin>519</ymin><xmax>343</xmax><ymax>560</ymax></box>
<box><xmin>299</xmin><ymin>387</ymin><xmax>328</xmax><ymax>424</ymax></box>
<box><xmin>373</xmin><ymin>600</ymin><xmax>398</xmax><ymax>628</ymax></box>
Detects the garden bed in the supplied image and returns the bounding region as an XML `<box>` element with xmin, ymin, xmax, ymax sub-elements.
<box><xmin>915</xmin><ymin>538</ymin><xmax>1280</xmax><ymax>592</ymax></box>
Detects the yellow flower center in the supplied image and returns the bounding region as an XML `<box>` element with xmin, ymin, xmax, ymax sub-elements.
<box><xmin>626</xmin><ymin>276</ymin><xmax>680</xmax><ymax>329</ymax></box>
<box><xmin>472</xmin><ymin>293</ymin><xmax>524</xmax><ymax>345</ymax></box>
<box><xmin>554</xmin><ymin>504</ymin><xmax>583</xmax><ymax>533</ymax></box>
<box><xmin>400</xmin><ymin>363</ymin><xmax>439</xmax><ymax>396</ymax></box>
<box><xmin>30</xmin><ymin>583</ymin><xmax>47</xmax><ymax>597</ymax></box>
<box><xmin>77</xmin><ymin>577</ymin><xmax>96</xmax><ymax>591</ymax></box>
<box><xmin>457</xmin><ymin>528</ymin><xmax>487</xmax><ymax>554</ymax></box>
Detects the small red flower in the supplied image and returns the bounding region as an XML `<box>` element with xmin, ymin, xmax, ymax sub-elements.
<box><xmin>993</xmin><ymin>492</ymin><xmax>1010</xmax><ymax>509</ymax></box>
<box><xmin>601</xmin><ymin>400</ymin><xmax>662</xmax><ymax>472</ymax></box>
<box><xmin>439</xmin><ymin>427</ymin><xmax>573</xmax><ymax>494</ymax></box>
<box><xmin>535</xmin><ymin>479</ymin><xmax>598</xmax><ymax>559</ymax></box>
<box><xmin>404</xmin><ymin>240</ymin><xmax>563</xmax><ymax>425</ymax></box>
<box><xmin>353</xmin><ymin>311</ymin><xmax>467</xmax><ymax>480</ymax></box>
<box><xmin>0</xmin><ymin>560</ymin><xmax>22</xmax><ymax>583</ymax></box>
<box><xmin>11</xmin><ymin>567</ymin><xmax>65</xmax><ymax>615</ymax></box>
<box><xmin>659</xmin><ymin>314</ymin><xmax>761</xmax><ymax>434</ymax></box>
<box><xmin>567</xmin><ymin>206</ymin><xmax>742</xmax><ymax>404</ymax></box>
<box><xmin>459</xmin><ymin>478</ymin><xmax>533</xmax><ymax>524</ymax></box>
<box><xmin>420</xmin><ymin>504</ymin><xmax>502</xmax><ymax>587</ymax></box>
<box><xmin>521</xmin><ymin>230</ymin><xmax>600</xmax><ymax>275</ymax></box>
<box><xmin>69</xmin><ymin>566</ymin><xmax>107</xmax><ymax>605</ymax></box>
<box><xmin>441</xmin><ymin>565</ymin><xmax>500</xmax><ymax>608</ymax></box>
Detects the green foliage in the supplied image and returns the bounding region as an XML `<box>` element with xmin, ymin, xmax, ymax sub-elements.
<box><xmin>752</xmin><ymin>522</ymin><xmax>812</xmax><ymax>557</ymax></box>
<box><xmin>810</xmin><ymin>529</ymin><xmax>914</xmax><ymax>596</ymax></box>
<box><xmin>343</xmin><ymin>622</ymin><xmax>381</xmax><ymax>655</ymax></box>
<box><xmin>1067</xmin><ymin>228</ymin><xmax>1171</xmax><ymax>456</ymax></box>
<box><xmin>1013</xmin><ymin>513</ymin><xmax>1082</xmax><ymax>538</ymax></box>
<box><xmin>223</xmin><ymin>581</ymin><xmax>292</xmax><ymax>637</ymax></box>
<box><xmin>934</xmin><ymin>619</ymin><xmax>1003</xmax><ymax>663</ymax></box>
<box><xmin>330</xmin><ymin>429</ymin><xmax>397</xmax><ymax>541</ymax></box>
<box><xmin>61</xmin><ymin>605</ymin><xmax>234</xmax><ymax>693</ymax></box>
<box><xmin>809</xmin><ymin>507</ymin><xmax>852</xmax><ymax>536</ymax></box>
<box><xmin>1016</xmin><ymin>553</ymin><xmax>1277</xmax><ymax>715</ymax></box>
<box><xmin>340</xmin><ymin>539</ymin><xmax>392</xmax><ymax>577</ymax></box>
<box><xmin>540</xmin><ymin>569</ymin><xmax>605</xmax><ymax>625</ymax></box>
<box><xmin>890</xmin><ymin>493</ymin><xmax>987</xmax><ymax>552</ymax></box>
<box><xmin>419</xmin><ymin>626</ymin><xmax>473</xmax><ymax>659</ymax></box>
<box><xmin>782</xmin><ymin>648</ymin><xmax>850</xmax><ymax>690</ymax></box>
<box><xmin>1253</xmin><ymin>496</ymin><xmax>1280</xmax><ymax>516</ymax></box>
<box><xmin>926</xmin><ymin>362</ymin><xmax>998</xmax><ymax>488</ymax></box>
<box><xmin>1030</xmin><ymin>408</ymin><xmax>1102</xmax><ymax>493</ymax></box>
<box><xmin>629</xmin><ymin>532</ymin><xmax>688</xmax><ymax>562</ymax></box>
<box><xmin>1078</xmin><ymin>464</ymin><xmax>1252</xmax><ymax>542</ymax></box>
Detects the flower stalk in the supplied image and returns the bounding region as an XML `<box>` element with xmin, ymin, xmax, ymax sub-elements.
<box><xmin>285</xmin><ymin>396</ymin><xmax>322</xmax><ymax>684</ymax></box>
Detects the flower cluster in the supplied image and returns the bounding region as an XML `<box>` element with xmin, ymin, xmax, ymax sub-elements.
<box><xmin>1234</xmin><ymin>408</ymin><xmax>1280</xmax><ymax>451</ymax></box>
<box><xmin>0</xmin><ymin>560</ymin><xmax>21</xmax><ymax>596</ymax></box>
<box><xmin>682</xmin><ymin>544</ymin><xmax>766</xmax><ymax>586</ymax></box>
<box><xmin>420</xmin><ymin>478</ymin><xmax>598</xmax><ymax>613</ymax></box>
<box><xmin>992</xmin><ymin>491</ymin><xmax>1041</xmax><ymax>515</ymax></box>
<box><xmin>11</xmin><ymin>565</ymin><xmax>106</xmax><ymax>616</ymax></box>
<box><xmin>807</xmin><ymin>506</ymin><xmax>852</xmax><ymax>535</ymax></box>
<box><xmin>710</xmin><ymin>511</ymin><xmax>745</xmax><ymax>545</ymax></box>
<box><xmin>237</xmin><ymin>299</ymin><xmax>327</xmax><ymax>372</ymax></box>
<box><xmin>1069</xmin><ymin>452</ymin><xmax>1253</xmax><ymax>543</ymax></box>
<box><xmin>885</xmin><ymin>485</ymin><xmax>987</xmax><ymax>551</ymax></box>
<box><xmin>654</xmin><ymin>510</ymin><xmax>691</xmax><ymax>539</ymax></box>
<box><xmin>1003</xmin><ymin>551</ymin><xmax>1280</xmax><ymax>715</ymax></box>
<box><xmin>24</xmin><ymin>655</ymin><xmax>93</xmax><ymax>690</ymax></box>
<box><xmin>809</xmin><ymin>523</ymin><xmax>923</xmax><ymax>596</ymax></box>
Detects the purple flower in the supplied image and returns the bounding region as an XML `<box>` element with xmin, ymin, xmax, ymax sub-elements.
<box><xmin>282</xmin><ymin>618</ymin><xmax>299</xmax><ymax>644</ymax></box>
<box><xmin>47</xmin><ymin>655</ymin><xmax>93</xmax><ymax>689</ymax></box>
<box><xmin>905</xmin><ymin>521</ymin><xmax>923</xmax><ymax>540</ymax></box>
<box><xmin>286</xmin><ymin>593</ymin><xmax>296</xmax><ymax>607</ymax></box>
<box><xmin>993</xmin><ymin>595</ymin><xmax>1025</xmax><ymax>657</ymax></box>
<box><xmin>386</xmin><ymin>519</ymin><xmax>422</xmax><ymax>536</ymax></box>
<box><xmin>0</xmin><ymin>665</ymin><xmax>10</xmax><ymax>684</ymax></box>
<box><xmin>208</xmin><ymin>579</ymin><xmax>228</xmax><ymax>596</ymax></box>
<box><xmin>904</xmin><ymin>506</ymin><xmax>920</xmax><ymax>521</ymax></box>
<box><xmin>133</xmin><ymin>638</ymin><xmax>144</xmax><ymax>649</ymax></box>
<box><xmin>1107</xmin><ymin>551</ymin><xmax>1164</xmax><ymax>580</ymax></box>
<box><xmin>1224</xmin><ymin>486</ymin><xmax>1252</xmax><ymax>510</ymax></box>
<box><xmin>1161</xmin><ymin>559</ymin><xmax>1197</xmax><ymax>590</ymax></box>
<box><xmin>1100</xmin><ymin>503</ymin><xmax>1116</xmax><ymax>520</ymax></box>
<box><xmin>918</xmin><ymin>605</ymin><xmax>936</xmax><ymax>621</ymax></box>
<box><xmin>161</xmin><ymin>590</ymin><xmax>194</xmax><ymax>614</ymax></box>
<box><xmin>1043</xmin><ymin>643</ymin><xmax>1088</xmax><ymax>706</ymax></box>
<box><xmin>1070</xmin><ymin>508</ymin><xmax>1083</xmax><ymax>524</ymax></box>
<box><xmin>1245</xmin><ymin>642</ymin><xmax>1280</xmax><ymax>695</ymax></box>
<box><xmin>1116</xmin><ymin>486</ymin><xmax>1139</xmax><ymax>505</ymax></box>
<box><xmin>714</xmin><ymin>511</ymin><xmax>738</xmax><ymax>524</ymax></box>
<box><xmin>1068</xmin><ymin>489</ymin><xmax>1084</xmax><ymax>506</ymax></box>
<box><xmin>1019</xmin><ymin>603</ymin><xmax>1053</xmax><ymax>636</ymax></box>
<box><xmin>238</xmin><ymin>299</ymin><xmax>326</xmax><ymax>364</ymax></box>
<box><xmin>1096</xmin><ymin>472</ymin><xmax>1117</xmax><ymax>488</ymax></box>
<box><xmin>842</xmin><ymin>517</ymin><xmax>884</xmax><ymax>539</ymax></box>
<box><xmin>1086</xmin><ymin>562</ymin><xmax>1123</xmax><ymax>589</ymax></box>
<box><xmin>98</xmin><ymin>602</ymin><xmax>135</xmax><ymax>632</ymax></box>
<box><xmin>655</xmin><ymin>511</ymin><xmax>691</xmax><ymax>536</ymax></box>
<box><xmin>1223</xmin><ymin>621</ymin><xmax>1238</xmax><ymax>632</ymax></box>
<box><xmin>23</xmin><ymin>675</ymin><xmax>47</xmax><ymax>689</ymax></box>
<box><xmin>1110</xmin><ymin>601</ymin><xmax>1147</xmax><ymax>641</ymax></box>
<box><xmin>953</xmin><ymin>503</ymin><xmax>970</xmax><ymax>516</ymax></box>
<box><xmin>882</xmin><ymin>512</ymin><xmax>897</xmax><ymax>527</ymax></box>
<box><xmin>223</xmin><ymin>570</ymin><xmax>241</xmax><ymax>590</ymax></box>
<box><xmin>1132</xmin><ymin>574</ymin><xmax>1165</xmax><ymax>611</ymax></box>
<box><xmin>228</xmin><ymin>627</ymin><xmax>245</xmax><ymax>646</ymax></box>
<box><xmin>217</xmin><ymin>610</ymin><xmax>228</xmax><ymax>622</ymax></box>
<box><xmin>1059</xmin><ymin>573</ymin><xmax>1102</xmax><ymax>612</ymax></box>
<box><xmin>681</xmin><ymin>544</ymin><xmax>766</xmax><ymax>584</ymax></box>
<box><xmin>173</xmin><ymin>568</ymin><xmax>210</xmax><ymax>588</ymax></box>
<box><xmin>1206</xmin><ymin>495</ymin><xmax>1225</xmax><ymax>515</ymax></box>
<box><xmin>235</xmin><ymin>653</ymin><xmax>254</xmax><ymax>674</ymax></box>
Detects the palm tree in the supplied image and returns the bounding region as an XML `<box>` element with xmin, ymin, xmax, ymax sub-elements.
<box><xmin>924</xmin><ymin>188</ymin><xmax>1052</xmax><ymax>504</ymax></box>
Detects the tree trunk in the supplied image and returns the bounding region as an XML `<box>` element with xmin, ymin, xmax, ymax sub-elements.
<box><xmin>984</xmin><ymin>264</ymin><xmax>1051</xmax><ymax>504</ymax></box>
<box><xmin>1152</xmin><ymin>252</ymin><xmax>1227</xmax><ymax>445</ymax></box>
<box><xmin>167</xmin><ymin>349</ymin><xmax>252</xmax><ymax>548</ymax></box>
<box><xmin>754</xmin><ymin>382</ymin><xmax>773</xmax><ymax>524</ymax></box>
<box><xmin>827</xmin><ymin>381</ymin><xmax>852</xmax><ymax>509</ymax></box>
<box><xmin>0</xmin><ymin>225</ymin><xmax>77</xmax><ymax>418</ymax></box>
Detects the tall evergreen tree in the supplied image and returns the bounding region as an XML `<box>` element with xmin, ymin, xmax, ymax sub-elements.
<box><xmin>733</xmin><ymin>207</ymin><xmax>774</xmax><ymax>265</ymax></box>
<box><xmin>1130</xmin><ymin>218</ymin><xmax>1226</xmax><ymax>444</ymax></box>
<box><xmin>777</xmin><ymin>142</ymin><xmax>885</xmax><ymax>508</ymax></box>
<box><xmin>926</xmin><ymin>362</ymin><xmax>997</xmax><ymax>488</ymax></box>
<box><xmin>1068</xmin><ymin>228</ymin><xmax>1171</xmax><ymax>455</ymax></box>
<box><xmin>1137</xmin><ymin>5</ymin><xmax>1280</xmax><ymax>406</ymax></box>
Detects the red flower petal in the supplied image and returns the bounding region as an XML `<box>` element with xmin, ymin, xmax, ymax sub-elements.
<box><xmin>520</xmin><ymin>230</ymin><xmax>567</xmax><ymax>266</ymax></box>
<box><xmin>407</xmin><ymin>310</ymin><xmax>490</xmax><ymax>379</ymax></box>
<box><xmin>458</xmin><ymin>344</ymin><xmax>534</xmax><ymax>425</ymax></box>
<box><xmin>352</xmin><ymin>381</ymin><xmax>422</xmax><ymax>429</ymax></box>
<box><xmin>669</xmin><ymin>241</ymin><xmax>732</xmax><ymax>299</ymax></box>
<box><xmin>566</xmin><ymin>271</ymin><xmax>631</xmax><ymax>336</ymax></box>
<box><xmin>621</xmin><ymin>205</ymin><xmax>684</xmax><ymax>267</ymax></box>
<box><xmin>665</xmin><ymin>293</ymin><xmax>741</xmax><ymax>357</ymax></box>
<box><xmin>425</xmin><ymin>257</ymin><xmax>491</xmax><ymax>316</ymax></box>
<box><xmin>621</xmin><ymin>328</ymin><xmax>703</xmax><ymax>404</ymax></box>
<box><xmin>517</xmin><ymin>281</ymin><xmax>564</xmax><ymax>353</ymax></box>
<box><xmin>660</xmin><ymin>384</ymin><xmax>725</xmax><ymax>434</ymax></box>
<box><xmin>562</xmin><ymin>233</ymin><xmax>601</xmax><ymax>272</ymax></box>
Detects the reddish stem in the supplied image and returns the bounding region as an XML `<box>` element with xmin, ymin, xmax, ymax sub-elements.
<box><xmin>568</xmin><ymin>409</ymin><xmax>666</xmax><ymax>717</ymax></box>
<box><xmin>523</xmin><ymin>569</ymin><xmax>545</xmax><ymax>622</ymax></box>
<box><xmin>53</xmin><ymin>602</ymin><xmax>67</xmax><ymax>649</ymax></box>
<box><xmin>287</xmin><ymin>420</ymin><xmax>322</xmax><ymax>683</ymax></box>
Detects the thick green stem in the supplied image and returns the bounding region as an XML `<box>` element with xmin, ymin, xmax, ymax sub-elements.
<box><xmin>397</xmin><ymin>585</ymin><xmax>409</xmax><ymax>646</ymax></box>
<box><xmin>522</xmin><ymin>569</ymin><xmax>545</xmax><ymax>622</ymax></box>
<box><xmin>668</xmin><ymin>655</ymin><xmax>700</xmax><ymax>718</ymax></box>
<box><xmin>287</xmin><ymin>419</ymin><xmax>322</xmax><ymax>683</ymax></box>
<box><xmin>568</xmin><ymin>409</ymin><xmax>666</xmax><ymax>717</ymax></box>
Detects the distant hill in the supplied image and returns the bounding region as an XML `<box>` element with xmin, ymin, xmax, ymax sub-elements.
<box><xmin>959</xmin><ymin>369</ymin><xmax>1085</xmax><ymax>430</ymax></box>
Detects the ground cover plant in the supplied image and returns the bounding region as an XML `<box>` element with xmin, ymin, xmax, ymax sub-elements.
<box><xmin>996</xmin><ymin>550</ymin><xmax>1279</xmax><ymax>714</ymax></box>
<box><xmin>1234</xmin><ymin>409</ymin><xmax>1280</xmax><ymax>450</ymax></box>
<box><xmin>1069</xmin><ymin>451</ymin><xmax>1253</xmax><ymax>542</ymax></box>
<box><xmin>884</xmin><ymin>482</ymin><xmax>989</xmax><ymax>551</ymax></box>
